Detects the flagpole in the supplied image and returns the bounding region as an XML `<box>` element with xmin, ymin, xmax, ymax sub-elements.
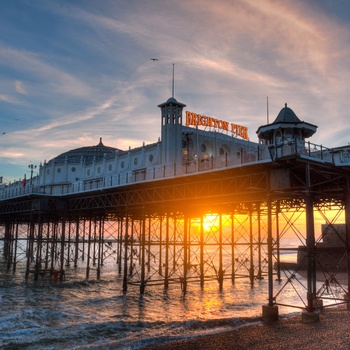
<box><xmin>267</xmin><ymin>96</ymin><xmax>269</xmax><ymax>124</ymax></box>
<box><xmin>172</xmin><ymin>63</ymin><xmax>175</xmax><ymax>98</ymax></box>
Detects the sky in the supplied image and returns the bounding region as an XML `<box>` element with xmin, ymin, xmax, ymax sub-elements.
<box><xmin>1</xmin><ymin>0</ymin><xmax>350</xmax><ymax>182</ymax></box>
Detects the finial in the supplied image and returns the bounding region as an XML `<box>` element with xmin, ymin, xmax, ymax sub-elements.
<box><xmin>285</xmin><ymin>103</ymin><xmax>287</xmax><ymax>108</ymax></box>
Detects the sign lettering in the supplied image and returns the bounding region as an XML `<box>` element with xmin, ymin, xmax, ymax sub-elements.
<box><xmin>185</xmin><ymin>111</ymin><xmax>249</xmax><ymax>140</ymax></box>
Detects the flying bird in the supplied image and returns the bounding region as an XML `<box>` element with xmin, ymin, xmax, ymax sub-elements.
<box><xmin>2</xmin><ymin>132</ymin><xmax>5</xmax><ymax>135</ymax></box>
<box><xmin>150</xmin><ymin>58</ymin><xmax>159</xmax><ymax>61</ymax></box>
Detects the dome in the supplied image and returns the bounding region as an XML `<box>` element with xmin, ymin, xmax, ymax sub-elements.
<box><xmin>47</xmin><ymin>138</ymin><xmax>120</xmax><ymax>165</ymax></box>
<box><xmin>166</xmin><ymin>97</ymin><xmax>178</xmax><ymax>103</ymax></box>
<box><xmin>157</xmin><ymin>97</ymin><xmax>186</xmax><ymax>108</ymax></box>
<box><xmin>274</xmin><ymin>103</ymin><xmax>301</xmax><ymax>123</ymax></box>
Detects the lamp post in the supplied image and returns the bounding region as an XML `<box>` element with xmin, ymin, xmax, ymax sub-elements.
<box><xmin>28</xmin><ymin>164</ymin><xmax>37</xmax><ymax>185</ymax></box>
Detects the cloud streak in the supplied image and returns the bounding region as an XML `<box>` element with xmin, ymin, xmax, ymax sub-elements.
<box><xmin>1</xmin><ymin>0</ymin><xmax>350</xmax><ymax>181</ymax></box>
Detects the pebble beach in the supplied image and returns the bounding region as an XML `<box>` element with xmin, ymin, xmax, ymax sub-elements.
<box><xmin>143</xmin><ymin>304</ymin><xmax>350</xmax><ymax>349</ymax></box>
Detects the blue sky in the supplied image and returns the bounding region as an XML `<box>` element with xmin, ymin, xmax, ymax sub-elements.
<box><xmin>1</xmin><ymin>0</ymin><xmax>350</xmax><ymax>182</ymax></box>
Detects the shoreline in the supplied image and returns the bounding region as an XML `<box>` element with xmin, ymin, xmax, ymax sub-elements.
<box><xmin>142</xmin><ymin>304</ymin><xmax>350</xmax><ymax>350</ymax></box>
<box><xmin>141</xmin><ymin>272</ymin><xmax>349</xmax><ymax>350</ymax></box>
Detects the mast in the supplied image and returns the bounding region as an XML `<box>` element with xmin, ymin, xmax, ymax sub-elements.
<box><xmin>267</xmin><ymin>96</ymin><xmax>269</xmax><ymax>124</ymax></box>
<box><xmin>172</xmin><ymin>63</ymin><xmax>175</xmax><ymax>98</ymax></box>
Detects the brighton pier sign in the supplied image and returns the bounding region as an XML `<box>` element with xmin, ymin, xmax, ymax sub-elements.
<box><xmin>185</xmin><ymin>111</ymin><xmax>249</xmax><ymax>140</ymax></box>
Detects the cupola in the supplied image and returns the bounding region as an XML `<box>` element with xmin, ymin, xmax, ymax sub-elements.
<box><xmin>256</xmin><ymin>103</ymin><xmax>318</xmax><ymax>145</ymax></box>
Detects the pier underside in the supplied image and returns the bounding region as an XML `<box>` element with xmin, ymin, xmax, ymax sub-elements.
<box><xmin>1</xmin><ymin>156</ymin><xmax>350</xmax><ymax>318</ymax></box>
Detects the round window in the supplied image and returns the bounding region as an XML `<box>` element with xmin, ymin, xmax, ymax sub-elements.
<box><xmin>71</xmin><ymin>167</ymin><xmax>76</xmax><ymax>172</ymax></box>
<box><xmin>57</xmin><ymin>168</ymin><xmax>61</xmax><ymax>173</ymax></box>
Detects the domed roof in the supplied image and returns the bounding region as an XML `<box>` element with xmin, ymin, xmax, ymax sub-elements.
<box><xmin>274</xmin><ymin>103</ymin><xmax>301</xmax><ymax>123</ymax></box>
<box><xmin>256</xmin><ymin>103</ymin><xmax>318</xmax><ymax>141</ymax></box>
<box><xmin>47</xmin><ymin>138</ymin><xmax>120</xmax><ymax>165</ymax></box>
<box><xmin>157</xmin><ymin>96</ymin><xmax>186</xmax><ymax>108</ymax></box>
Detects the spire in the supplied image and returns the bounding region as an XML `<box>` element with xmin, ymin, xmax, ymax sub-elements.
<box><xmin>172</xmin><ymin>63</ymin><xmax>175</xmax><ymax>98</ymax></box>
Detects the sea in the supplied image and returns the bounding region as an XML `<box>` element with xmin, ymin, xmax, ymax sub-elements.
<box><xmin>0</xmin><ymin>238</ymin><xmax>342</xmax><ymax>350</ymax></box>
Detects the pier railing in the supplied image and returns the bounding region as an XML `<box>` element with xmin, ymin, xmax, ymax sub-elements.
<box><xmin>269</xmin><ymin>139</ymin><xmax>339</xmax><ymax>163</ymax></box>
<box><xmin>1</xmin><ymin>139</ymin><xmax>350</xmax><ymax>200</ymax></box>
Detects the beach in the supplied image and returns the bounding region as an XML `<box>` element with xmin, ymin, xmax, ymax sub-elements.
<box><xmin>143</xmin><ymin>304</ymin><xmax>350</xmax><ymax>349</ymax></box>
<box><xmin>143</xmin><ymin>271</ymin><xmax>350</xmax><ymax>350</ymax></box>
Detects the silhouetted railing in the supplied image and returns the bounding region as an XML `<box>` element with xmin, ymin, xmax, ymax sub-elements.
<box><xmin>268</xmin><ymin>140</ymin><xmax>337</xmax><ymax>163</ymax></box>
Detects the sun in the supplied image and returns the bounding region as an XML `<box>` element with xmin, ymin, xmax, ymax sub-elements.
<box><xmin>190</xmin><ymin>214</ymin><xmax>221</xmax><ymax>235</ymax></box>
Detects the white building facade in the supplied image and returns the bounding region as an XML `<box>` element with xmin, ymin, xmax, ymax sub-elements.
<box><xmin>1</xmin><ymin>97</ymin><xmax>349</xmax><ymax>199</ymax></box>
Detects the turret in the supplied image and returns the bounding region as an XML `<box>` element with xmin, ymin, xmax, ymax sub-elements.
<box><xmin>158</xmin><ymin>97</ymin><xmax>186</xmax><ymax>168</ymax></box>
<box><xmin>256</xmin><ymin>103</ymin><xmax>317</xmax><ymax>145</ymax></box>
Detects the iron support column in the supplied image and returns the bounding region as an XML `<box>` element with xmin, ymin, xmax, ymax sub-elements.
<box><xmin>249</xmin><ymin>206</ymin><xmax>254</xmax><ymax>285</ymax></box>
<box><xmin>86</xmin><ymin>219</ymin><xmax>92</xmax><ymax>280</ymax></box>
<box><xmin>200</xmin><ymin>215</ymin><xmax>204</xmax><ymax>288</ymax></box>
<box><xmin>219</xmin><ymin>213</ymin><xmax>224</xmax><ymax>289</ymax></box>
<box><xmin>231</xmin><ymin>212</ymin><xmax>235</xmax><ymax>284</ymax></box>
<box><xmin>164</xmin><ymin>214</ymin><xmax>169</xmax><ymax>289</ymax></box>
<box><xmin>305</xmin><ymin>190</ymin><xmax>315</xmax><ymax>312</ymax></box>
<box><xmin>158</xmin><ymin>216</ymin><xmax>163</xmax><ymax>276</ymax></box>
<box><xmin>256</xmin><ymin>204</ymin><xmax>263</xmax><ymax>280</ymax></box>
<box><xmin>25</xmin><ymin>215</ymin><xmax>35</xmax><ymax>279</ymax></box>
<box><xmin>59</xmin><ymin>214</ymin><xmax>66</xmax><ymax>281</ymax></box>
<box><xmin>267</xmin><ymin>194</ymin><xmax>273</xmax><ymax>305</ymax></box>
<box><xmin>74</xmin><ymin>220</ymin><xmax>79</xmax><ymax>268</ymax></box>
<box><xmin>345</xmin><ymin>176</ymin><xmax>350</xmax><ymax>302</ymax></box>
<box><xmin>182</xmin><ymin>215</ymin><xmax>188</xmax><ymax>293</ymax></box>
<box><xmin>13</xmin><ymin>221</ymin><xmax>19</xmax><ymax>273</ymax></box>
<box><xmin>117</xmin><ymin>218</ymin><xmax>123</xmax><ymax>275</ymax></box>
<box><xmin>275</xmin><ymin>201</ymin><xmax>281</xmax><ymax>282</ymax></box>
<box><xmin>122</xmin><ymin>215</ymin><xmax>129</xmax><ymax>293</ymax></box>
<box><xmin>140</xmin><ymin>212</ymin><xmax>146</xmax><ymax>294</ymax></box>
<box><xmin>262</xmin><ymin>191</ymin><xmax>279</xmax><ymax>322</ymax></box>
<box><xmin>302</xmin><ymin>163</ymin><xmax>319</xmax><ymax>324</ymax></box>
<box><xmin>34</xmin><ymin>211</ymin><xmax>43</xmax><ymax>281</ymax></box>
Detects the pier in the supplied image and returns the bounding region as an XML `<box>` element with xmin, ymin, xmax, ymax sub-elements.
<box><xmin>1</xmin><ymin>97</ymin><xmax>350</xmax><ymax>321</ymax></box>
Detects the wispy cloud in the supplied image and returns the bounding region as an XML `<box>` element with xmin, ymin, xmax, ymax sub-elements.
<box><xmin>0</xmin><ymin>46</ymin><xmax>94</xmax><ymax>98</ymax></box>
<box><xmin>0</xmin><ymin>93</ymin><xmax>18</xmax><ymax>104</ymax></box>
<box><xmin>15</xmin><ymin>80</ymin><xmax>28</xmax><ymax>95</ymax></box>
<box><xmin>1</xmin><ymin>0</ymin><xmax>350</xmax><ymax>180</ymax></box>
